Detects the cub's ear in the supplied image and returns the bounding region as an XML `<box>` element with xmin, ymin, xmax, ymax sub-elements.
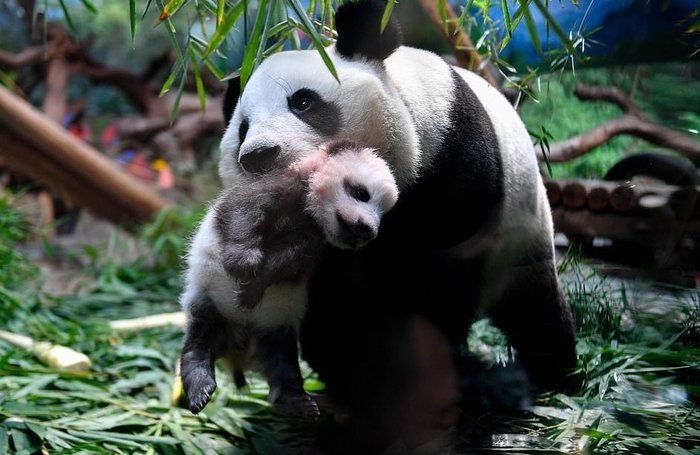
<box><xmin>223</xmin><ymin>76</ymin><xmax>241</xmax><ymax>125</ymax></box>
<box><xmin>335</xmin><ymin>0</ymin><xmax>402</xmax><ymax>61</ymax></box>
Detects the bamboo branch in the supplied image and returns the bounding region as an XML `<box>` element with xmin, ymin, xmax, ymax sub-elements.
<box><xmin>109</xmin><ymin>312</ymin><xmax>186</xmax><ymax>331</ymax></box>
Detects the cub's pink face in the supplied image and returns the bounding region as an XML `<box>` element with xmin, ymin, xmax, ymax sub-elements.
<box><xmin>306</xmin><ymin>146</ymin><xmax>399</xmax><ymax>250</ymax></box>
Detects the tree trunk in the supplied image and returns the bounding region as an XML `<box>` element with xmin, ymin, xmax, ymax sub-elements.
<box><xmin>0</xmin><ymin>86</ymin><xmax>168</xmax><ymax>227</ymax></box>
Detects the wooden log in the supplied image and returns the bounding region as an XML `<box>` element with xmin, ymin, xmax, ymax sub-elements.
<box><xmin>610</xmin><ymin>184</ymin><xmax>637</xmax><ymax>212</ymax></box>
<box><xmin>0</xmin><ymin>86</ymin><xmax>168</xmax><ymax>226</ymax></box>
<box><xmin>587</xmin><ymin>187</ymin><xmax>610</xmax><ymax>212</ymax></box>
<box><xmin>561</xmin><ymin>182</ymin><xmax>587</xmax><ymax>209</ymax></box>
<box><xmin>545</xmin><ymin>179</ymin><xmax>698</xmax><ymax>218</ymax></box>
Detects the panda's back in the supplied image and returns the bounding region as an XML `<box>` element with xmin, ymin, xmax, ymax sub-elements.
<box><xmin>384</xmin><ymin>46</ymin><xmax>554</xmax><ymax>295</ymax></box>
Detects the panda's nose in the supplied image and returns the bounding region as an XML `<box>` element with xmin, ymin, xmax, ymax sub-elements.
<box><xmin>239</xmin><ymin>145</ymin><xmax>281</xmax><ymax>175</ymax></box>
<box><xmin>337</xmin><ymin>213</ymin><xmax>376</xmax><ymax>247</ymax></box>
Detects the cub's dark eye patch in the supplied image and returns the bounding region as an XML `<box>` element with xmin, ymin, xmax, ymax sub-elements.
<box><xmin>344</xmin><ymin>181</ymin><xmax>371</xmax><ymax>203</ymax></box>
<box><xmin>239</xmin><ymin>119</ymin><xmax>249</xmax><ymax>144</ymax></box>
<box><xmin>287</xmin><ymin>89</ymin><xmax>340</xmax><ymax>136</ymax></box>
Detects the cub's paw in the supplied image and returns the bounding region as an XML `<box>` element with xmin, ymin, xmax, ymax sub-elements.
<box><xmin>222</xmin><ymin>246</ymin><xmax>263</xmax><ymax>281</ymax></box>
<box><xmin>271</xmin><ymin>391</ymin><xmax>321</xmax><ymax>421</ymax></box>
<box><xmin>181</xmin><ymin>364</ymin><xmax>217</xmax><ymax>414</ymax></box>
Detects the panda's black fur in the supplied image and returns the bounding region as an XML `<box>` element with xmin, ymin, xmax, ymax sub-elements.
<box><xmin>219</xmin><ymin>0</ymin><xmax>577</xmax><ymax>433</ymax></box>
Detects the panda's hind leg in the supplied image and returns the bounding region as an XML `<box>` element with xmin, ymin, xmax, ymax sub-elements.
<box><xmin>254</xmin><ymin>327</ymin><xmax>320</xmax><ymax>420</ymax></box>
<box><xmin>488</xmin><ymin>259</ymin><xmax>578</xmax><ymax>392</ymax></box>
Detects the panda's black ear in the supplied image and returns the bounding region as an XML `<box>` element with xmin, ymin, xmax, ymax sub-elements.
<box><xmin>223</xmin><ymin>77</ymin><xmax>241</xmax><ymax>125</ymax></box>
<box><xmin>335</xmin><ymin>0</ymin><xmax>402</xmax><ymax>61</ymax></box>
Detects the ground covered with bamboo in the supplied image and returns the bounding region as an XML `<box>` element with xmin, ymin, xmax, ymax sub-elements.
<box><xmin>1</xmin><ymin>190</ymin><xmax>698</xmax><ymax>454</ymax></box>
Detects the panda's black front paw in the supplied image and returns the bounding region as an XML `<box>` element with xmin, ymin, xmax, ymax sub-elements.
<box><xmin>222</xmin><ymin>245</ymin><xmax>263</xmax><ymax>281</ymax></box>
<box><xmin>271</xmin><ymin>391</ymin><xmax>321</xmax><ymax>420</ymax></box>
<box><xmin>181</xmin><ymin>362</ymin><xmax>217</xmax><ymax>414</ymax></box>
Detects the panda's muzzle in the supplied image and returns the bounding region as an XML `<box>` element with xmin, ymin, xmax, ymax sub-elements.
<box><xmin>239</xmin><ymin>145</ymin><xmax>281</xmax><ymax>175</ymax></box>
<box><xmin>336</xmin><ymin>213</ymin><xmax>376</xmax><ymax>249</ymax></box>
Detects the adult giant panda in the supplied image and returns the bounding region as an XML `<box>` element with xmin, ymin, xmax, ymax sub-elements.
<box><xmin>219</xmin><ymin>0</ymin><xmax>576</xmax><ymax>417</ymax></box>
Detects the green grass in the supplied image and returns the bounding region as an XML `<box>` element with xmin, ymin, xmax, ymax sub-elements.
<box><xmin>1</xmin><ymin>197</ymin><xmax>699</xmax><ymax>453</ymax></box>
<box><xmin>520</xmin><ymin>65</ymin><xmax>700</xmax><ymax>179</ymax></box>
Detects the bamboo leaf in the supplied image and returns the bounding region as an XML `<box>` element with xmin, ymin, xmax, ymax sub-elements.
<box><xmin>58</xmin><ymin>0</ymin><xmax>76</xmax><ymax>33</ymax></box>
<box><xmin>158</xmin><ymin>71</ymin><xmax>177</xmax><ymax>96</ymax></box>
<box><xmin>517</xmin><ymin>0</ymin><xmax>541</xmax><ymax>53</ymax></box>
<box><xmin>0</xmin><ymin>426</ymin><xmax>7</xmax><ymax>455</ymax></box>
<box><xmin>189</xmin><ymin>49</ymin><xmax>207</xmax><ymax>111</ymax></box>
<box><xmin>203</xmin><ymin>0</ymin><xmax>245</xmax><ymax>58</ymax></box>
<box><xmin>438</xmin><ymin>0</ymin><xmax>449</xmax><ymax>34</ymax></box>
<box><xmin>531</xmin><ymin>0</ymin><xmax>576</xmax><ymax>55</ymax></box>
<box><xmin>78</xmin><ymin>0</ymin><xmax>97</xmax><ymax>14</ymax></box>
<box><xmin>157</xmin><ymin>0</ymin><xmax>186</xmax><ymax>25</ymax></box>
<box><xmin>501</xmin><ymin>0</ymin><xmax>512</xmax><ymax>37</ymax></box>
<box><xmin>155</xmin><ymin>0</ymin><xmax>185</xmax><ymax>67</ymax></box>
<box><xmin>286</xmin><ymin>0</ymin><xmax>338</xmax><ymax>82</ymax></box>
<box><xmin>381</xmin><ymin>0</ymin><xmax>397</xmax><ymax>33</ymax></box>
<box><xmin>130</xmin><ymin>0</ymin><xmax>137</xmax><ymax>43</ymax></box>
<box><xmin>169</xmin><ymin>70</ymin><xmax>187</xmax><ymax>121</ymax></box>
<box><xmin>240</xmin><ymin>0</ymin><xmax>270</xmax><ymax>88</ymax></box>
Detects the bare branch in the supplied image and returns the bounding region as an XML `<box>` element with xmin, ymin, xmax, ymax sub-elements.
<box><xmin>0</xmin><ymin>46</ymin><xmax>47</xmax><ymax>68</ymax></box>
<box><xmin>542</xmin><ymin>84</ymin><xmax>700</xmax><ymax>165</ymax></box>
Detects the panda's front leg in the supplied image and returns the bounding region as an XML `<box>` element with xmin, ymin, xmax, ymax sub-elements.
<box><xmin>221</xmin><ymin>241</ymin><xmax>264</xmax><ymax>283</ymax></box>
<box><xmin>255</xmin><ymin>326</ymin><xmax>320</xmax><ymax>420</ymax></box>
<box><xmin>180</xmin><ymin>294</ymin><xmax>226</xmax><ymax>414</ymax></box>
<box><xmin>489</xmin><ymin>259</ymin><xmax>579</xmax><ymax>392</ymax></box>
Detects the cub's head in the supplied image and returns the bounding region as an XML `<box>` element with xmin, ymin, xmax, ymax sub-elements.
<box><xmin>306</xmin><ymin>141</ymin><xmax>399</xmax><ymax>250</ymax></box>
<box><xmin>218</xmin><ymin>1</ymin><xmax>418</xmax><ymax>189</ymax></box>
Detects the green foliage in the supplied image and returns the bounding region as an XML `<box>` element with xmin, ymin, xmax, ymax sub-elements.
<box><xmin>2</xmin><ymin>199</ymin><xmax>698</xmax><ymax>453</ymax></box>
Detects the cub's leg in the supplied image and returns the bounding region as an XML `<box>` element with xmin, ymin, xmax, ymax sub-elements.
<box><xmin>488</xmin><ymin>259</ymin><xmax>578</xmax><ymax>391</ymax></box>
<box><xmin>180</xmin><ymin>294</ymin><xmax>227</xmax><ymax>414</ymax></box>
<box><xmin>255</xmin><ymin>327</ymin><xmax>320</xmax><ymax>419</ymax></box>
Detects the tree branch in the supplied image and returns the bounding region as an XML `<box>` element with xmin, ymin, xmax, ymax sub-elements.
<box><xmin>542</xmin><ymin>84</ymin><xmax>700</xmax><ymax>165</ymax></box>
<box><xmin>0</xmin><ymin>46</ymin><xmax>47</xmax><ymax>68</ymax></box>
<box><xmin>417</xmin><ymin>0</ymin><xmax>499</xmax><ymax>87</ymax></box>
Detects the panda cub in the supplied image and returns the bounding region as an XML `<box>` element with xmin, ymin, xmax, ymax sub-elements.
<box><xmin>180</xmin><ymin>141</ymin><xmax>399</xmax><ymax>417</ymax></box>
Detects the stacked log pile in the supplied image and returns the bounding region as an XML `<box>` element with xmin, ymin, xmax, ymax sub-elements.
<box><xmin>545</xmin><ymin>179</ymin><xmax>699</xmax><ymax>270</ymax></box>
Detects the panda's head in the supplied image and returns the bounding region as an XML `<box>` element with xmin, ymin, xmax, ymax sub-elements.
<box><xmin>219</xmin><ymin>1</ymin><xmax>418</xmax><ymax>189</ymax></box>
<box><xmin>305</xmin><ymin>141</ymin><xmax>399</xmax><ymax>250</ymax></box>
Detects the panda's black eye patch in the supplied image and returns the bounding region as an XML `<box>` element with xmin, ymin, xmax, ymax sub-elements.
<box><xmin>239</xmin><ymin>119</ymin><xmax>249</xmax><ymax>144</ymax></box>
<box><xmin>344</xmin><ymin>181</ymin><xmax>371</xmax><ymax>203</ymax></box>
<box><xmin>288</xmin><ymin>89</ymin><xmax>340</xmax><ymax>136</ymax></box>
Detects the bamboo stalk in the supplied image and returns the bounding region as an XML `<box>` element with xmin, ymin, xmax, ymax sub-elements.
<box><xmin>109</xmin><ymin>311</ymin><xmax>186</xmax><ymax>331</ymax></box>
<box><xmin>0</xmin><ymin>329</ymin><xmax>92</xmax><ymax>371</ymax></box>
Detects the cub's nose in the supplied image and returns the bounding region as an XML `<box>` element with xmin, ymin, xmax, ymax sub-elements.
<box><xmin>336</xmin><ymin>213</ymin><xmax>376</xmax><ymax>248</ymax></box>
<box><xmin>239</xmin><ymin>145</ymin><xmax>281</xmax><ymax>175</ymax></box>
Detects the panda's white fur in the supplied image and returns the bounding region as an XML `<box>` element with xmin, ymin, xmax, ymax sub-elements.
<box><xmin>183</xmin><ymin>144</ymin><xmax>398</xmax><ymax>328</ymax></box>
<box><xmin>181</xmin><ymin>210</ymin><xmax>310</xmax><ymax>330</ymax></box>
<box><xmin>180</xmin><ymin>143</ymin><xmax>399</xmax><ymax>415</ymax></box>
<box><xmin>219</xmin><ymin>44</ymin><xmax>549</xmax><ymax>307</ymax></box>
<box><xmin>214</xmin><ymin>1</ymin><xmax>577</xmax><ymax>418</ymax></box>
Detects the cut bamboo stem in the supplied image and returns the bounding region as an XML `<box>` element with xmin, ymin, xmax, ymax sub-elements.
<box><xmin>0</xmin><ymin>329</ymin><xmax>92</xmax><ymax>371</ymax></box>
<box><xmin>109</xmin><ymin>311</ymin><xmax>186</xmax><ymax>331</ymax></box>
